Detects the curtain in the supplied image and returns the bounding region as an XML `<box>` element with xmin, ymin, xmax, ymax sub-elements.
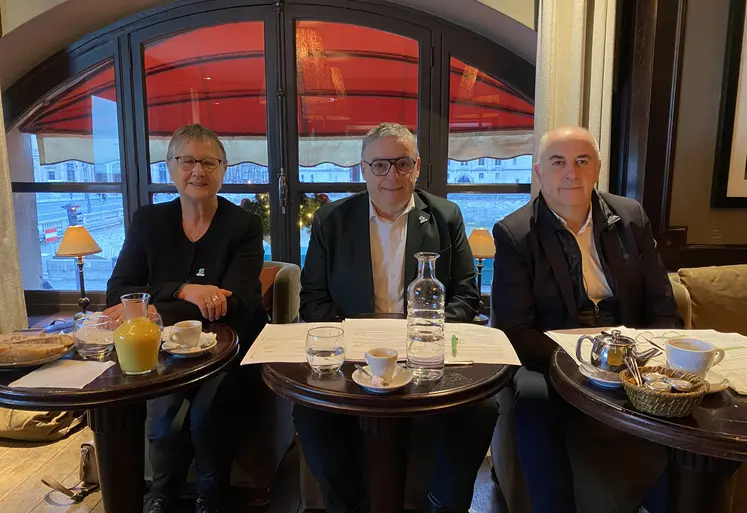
<box><xmin>534</xmin><ymin>0</ymin><xmax>617</xmax><ymax>193</ymax></box>
<box><xmin>0</xmin><ymin>89</ymin><xmax>28</xmax><ymax>333</ymax></box>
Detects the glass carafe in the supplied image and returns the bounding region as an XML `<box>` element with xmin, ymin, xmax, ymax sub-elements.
<box><xmin>406</xmin><ymin>252</ymin><xmax>445</xmax><ymax>380</ymax></box>
<box><xmin>114</xmin><ymin>293</ymin><xmax>163</xmax><ymax>375</ymax></box>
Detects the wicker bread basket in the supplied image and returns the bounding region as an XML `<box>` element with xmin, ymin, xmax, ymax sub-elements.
<box><xmin>619</xmin><ymin>366</ymin><xmax>709</xmax><ymax>418</ymax></box>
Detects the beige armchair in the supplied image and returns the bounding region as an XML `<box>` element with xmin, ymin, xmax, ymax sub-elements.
<box><xmin>230</xmin><ymin>261</ymin><xmax>300</xmax><ymax>489</ymax></box>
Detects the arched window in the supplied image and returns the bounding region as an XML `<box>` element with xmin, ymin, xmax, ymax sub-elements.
<box><xmin>5</xmin><ymin>1</ymin><xmax>533</xmax><ymax>297</ymax></box>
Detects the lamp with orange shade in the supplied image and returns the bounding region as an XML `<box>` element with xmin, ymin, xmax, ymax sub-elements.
<box><xmin>468</xmin><ymin>228</ymin><xmax>494</xmax><ymax>323</ymax></box>
<box><xmin>468</xmin><ymin>228</ymin><xmax>494</xmax><ymax>296</ymax></box>
<box><xmin>56</xmin><ymin>226</ymin><xmax>102</xmax><ymax>316</ymax></box>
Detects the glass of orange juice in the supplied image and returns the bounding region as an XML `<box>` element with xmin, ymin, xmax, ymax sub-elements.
<box><xmin>114</xmin><ymin>293</ymin><xmax>163</xmax><ymax>375</ymax></box>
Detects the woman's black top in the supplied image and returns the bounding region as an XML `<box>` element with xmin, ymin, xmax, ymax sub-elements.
<box><xmin>106</xmin><ymin>197</ymin><xmax>267</xmax><ymax>349</ymax></box>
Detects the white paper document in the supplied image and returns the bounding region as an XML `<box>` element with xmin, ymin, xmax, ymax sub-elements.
<box><xmin>241</xmin><ymin>319</ymin><xmax>520</xmax><ymax>366</ymax></box>
<box><xmin>241</xmin><ymin>322</ymin><xmax>341</xmax><ymax>364</ymax></box>
<box><xmin>444</xmin><ymin>323</ymin><xmax>521</xmax><ymax>365</ymax></box>
<box><xmin>341</xmin><ymin>319</ymin><xmax>408</xmax><ymax>361</ymax></box>
<box><xmin>10</xmin><ymin>360</ymin><xmax>115</xmax><ymax>389</ymax></box>
<box><xmin>546</xmin><ymin>327</ymin><xmax>747</xmax><ymax>394</ymax></box>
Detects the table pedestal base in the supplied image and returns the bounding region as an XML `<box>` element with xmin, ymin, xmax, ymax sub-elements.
<box><xmin>669</xmin><ymin>450</ymin><xmax>741</xmax><ymax>513</ymax></box>
<box><xmin>361</xmin><ymin>417</ymin><xmax>410</xmax><ymax>513</ymax></box>
<box><xmin>89</xmin><ymin>404</ymin><xmax>147</xmax><ymax>513</ymax></box>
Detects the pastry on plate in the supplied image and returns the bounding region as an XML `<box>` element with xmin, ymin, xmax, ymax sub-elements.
<box><xmin>0</xmin><ymin>333</ymin><xmax>73</xmax><ymax>363</ymax></box>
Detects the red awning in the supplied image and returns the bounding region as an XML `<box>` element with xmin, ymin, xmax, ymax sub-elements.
<box><xmin>18</xmin><ymin>21</ymin><xmax>534</xmax><ymax>166</ymax></box>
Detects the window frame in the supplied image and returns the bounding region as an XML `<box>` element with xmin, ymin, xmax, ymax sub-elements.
<box><xmin>3</xmin><ymin>0</ymin><xmax>535</xmax><ymax>311</ymax></box>
<box><xmin>281</xmin><ymin>5</ymin><xmax>434</xmax><ymax>262</ymax></box>
<box><xmin>432</xmin><ymin>29</ymin><xmax>534</xmax><ymax>198</ymax></box>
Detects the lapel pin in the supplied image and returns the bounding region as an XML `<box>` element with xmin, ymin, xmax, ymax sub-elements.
<box><xmin>418</xmin><ymin>214</ymin><xmax>429</xmax><ymax>224</ymax></box>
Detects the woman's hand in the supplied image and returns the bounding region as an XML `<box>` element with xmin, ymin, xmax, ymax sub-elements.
<box><xmin>177</xmin><ymin>284</ymin><xmax>232</xmax><ymax>321</ymax></box>
<box><xmin>102</xmin><ymin>303</ymin><xmax>158</xmax><ymax>329</ymax></box>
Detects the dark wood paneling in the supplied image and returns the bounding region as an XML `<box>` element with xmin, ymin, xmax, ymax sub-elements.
<box><xmin>610</xmin><ymin>0</ymin><xmax>686</xmax><ymax>236</ymax></box>
<box><xmin>611</xmin><ymin>0</ymin><xmax>747</xmax><ymax>269</ymax></box>
<box><xmin>711</xmin><ymin>0</ymin><xmax>747</xmax><ymax>208</ymax></box>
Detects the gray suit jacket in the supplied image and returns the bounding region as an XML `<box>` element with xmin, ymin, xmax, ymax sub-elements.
<box><xmin>300</xmin><ymin>189</ymin><xmax>479</xmax><ymax>322</ymax></box>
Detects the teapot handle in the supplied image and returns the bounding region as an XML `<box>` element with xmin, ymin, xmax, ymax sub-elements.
<box><xmin>575</xmin><ymin>335</ymin><xmax>595</xmax><ymax>365</ymax></box>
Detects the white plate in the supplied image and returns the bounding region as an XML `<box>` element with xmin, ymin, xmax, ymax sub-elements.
<box><xmin>706</xmin><ymin>369</ymin><xmax>729</xmax><ymax>393</ymax></box>
<box><xmin>0</xmin><ymin>345</ymin><xmax>74</xmax><ymax>369</ymax></box>
<box><xmin>352</xmin><ymin>365</ymin><xmax>413</xmax><ymax>393</ymax></box>
<box><xmin>578</xmin><ymin>363</ymin><xmax>623</xmax><ymax>389</ymax></box>
<box><xmin>161</xmin><ymin>331</ymin><xmax>217</xmax><ymax>358</ymax></box>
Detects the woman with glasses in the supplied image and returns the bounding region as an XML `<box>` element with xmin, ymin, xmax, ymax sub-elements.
<box><xmin>105</xmin><ymin>124</ymin><xmax>267</xmax><ymax>513</ymax></box>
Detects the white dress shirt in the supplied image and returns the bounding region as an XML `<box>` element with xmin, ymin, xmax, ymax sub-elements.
<box><xmin>369</xmin><ymin>196</ymin><xmax>416</xmax><ymax>314</ymax></box>
<box><xmin>551</xmin><ymin>206</ymin><xmax>613</xmax><ymax>304</ymax></box>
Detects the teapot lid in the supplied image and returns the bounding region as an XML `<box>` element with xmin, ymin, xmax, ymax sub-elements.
<box><xmin>598</xmin><ymin>329</ymin><xmax>636</xmax><ymax>346</ymax></box>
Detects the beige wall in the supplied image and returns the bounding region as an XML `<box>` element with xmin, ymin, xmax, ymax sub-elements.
<box><xmin>477</xmin><ymin>0</ymin><xmax>534</xmax><ymax>28</ymax></box>
<box><xmin>0</xmin><ymin>0</ymin><xmax>536</xmax><ymax>92</ymax></box>
<box><xmin>0</xmin><ymin>0</ymin><xmax>66</xmax><ymax>35</ymax></box>
<box><xmin>0</xmin><ymin>0</ymin><xmax>536</xmax><ymax>35</ymax></box>
<box><xmin>669</xmin><ymin>0</ymin><xmax>747</xmax><ymax>244</ymax></box>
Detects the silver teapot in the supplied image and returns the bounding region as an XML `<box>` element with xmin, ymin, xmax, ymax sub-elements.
<box><xmin>575</xmin><ymin>329</ymin><xmax>660</xmax><ymax>373</ymax></box>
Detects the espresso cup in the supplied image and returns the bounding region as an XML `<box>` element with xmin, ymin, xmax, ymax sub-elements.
<box><xmin>169</xmin><ymin>320</ymin><xmax>203</xmax><ymax>348</ymax></box>
<box><xmin>364</xmin><ymin>348</ymin><xmax>398</xmax><ymax>382</ymax></box>
<box><xmin>666</xmin><ymin>338</ymin><xmax>725</xmax><ymax>377</ymax></box>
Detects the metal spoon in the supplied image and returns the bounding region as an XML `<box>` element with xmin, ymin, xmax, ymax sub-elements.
<box><xmin>625</xmin><ymin>356</ymin><xmax>643</xmax><ymax>386</ymax></box>
<box><xmin>354</xmin><ymin>364</ymin><xmax>373</xmax><ymax>379</ymax></box>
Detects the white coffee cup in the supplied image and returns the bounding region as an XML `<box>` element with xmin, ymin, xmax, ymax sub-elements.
<box><xmin>364</xmin><ymin>348</ymin><xmax>398</xmax><ymax>382</ymax></box>
<box><xmin>169</xmin><ymin>320</ymin><xmax>203</xmax><ymax>348</ymax></box>
<box><xmin>666</xmin><ymin>338</ymin><xmax>725</xmax><ymax>377</ymax></box>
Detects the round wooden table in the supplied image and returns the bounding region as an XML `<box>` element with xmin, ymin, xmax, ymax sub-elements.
<box><xmin>0</xmin><ymin>323</ymin><xmax>238</xmax><ymax>513</ymax></box>
<box><xmin>262</xmin><ymin>360</ymin><xmax>511</xmax><ymax>513</ymax></box>
<box><xmin>550</xmin><ymin>349</ymin><xmax>746</xmax><ymax>513</ymax></box>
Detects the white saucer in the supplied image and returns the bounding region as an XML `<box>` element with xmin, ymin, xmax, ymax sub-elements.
<box><xmin>706</xmin><ymin>369</ymin><xmax>730</xmax><ymax>393</ymax></box>
<box><xmin>161</xmin><ymin>330</ymin><xmax>217</xmax><ymax>358</ymax></box>
<box><xmin>352</xmin><ymin>365</ymin><xmax>413</xmax><ymax>393</ymax></box>
<box><xmin>578</xmin><ymin>363</ymin><xmax>623</xmax><ymax>389</ymax></box>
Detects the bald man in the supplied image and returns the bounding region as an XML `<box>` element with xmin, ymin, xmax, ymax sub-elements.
<box><xmin>491</xmin><ymin>127</ymin><xmax>681</xmax><ymax>513</ymax></box>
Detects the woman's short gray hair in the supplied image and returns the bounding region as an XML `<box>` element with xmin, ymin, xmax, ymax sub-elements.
<box><xmin>166</xmin><ymin>124</ymin><xmax>227</xmax><ymax>162</ymax></box>
<box><xmin>361</xmin><ymin>122</ymin><xmax>419</xmax><ymax>159</ymax></box>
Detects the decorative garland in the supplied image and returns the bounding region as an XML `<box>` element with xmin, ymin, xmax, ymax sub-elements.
<box><xmin>298</xmin><ymin>193</ymin><xmax>331</xmax><ymax>230</ymax></box>
<box><xmin>240</xmin><ymin>192</ymin><xmax>331</xmax><ymax>235</ymax></box>
<box><xmin>240</xmin><ymin>193</ymin><xmax>271</xmax><ymax>236</ymax></box>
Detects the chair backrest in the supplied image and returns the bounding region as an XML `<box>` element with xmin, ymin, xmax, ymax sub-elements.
<box><xmin>261</xmin><ymin>261</ymin><xmax>301</xmax><ymax>324</ymax></box>
<box><xmin>668</xmin><ymin>273</ymin><xmax>692</xmax><ymax>329</ymax></box>
<box><xmin>677</xmin><ymin>264</ymin><xmax>747</xmax><ymax>335</ymax></box>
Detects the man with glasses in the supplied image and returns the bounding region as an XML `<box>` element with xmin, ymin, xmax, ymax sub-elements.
<box><xmin>295</xmin><ymin>122</ymin><xmax>497</xmax><ymax>513</ymax></box>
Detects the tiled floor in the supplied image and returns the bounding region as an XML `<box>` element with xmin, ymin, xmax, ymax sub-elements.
<box><xmin>0</xmin><ymin>425</ymin><xmax>503</xmax><ymax>513</ymax></box>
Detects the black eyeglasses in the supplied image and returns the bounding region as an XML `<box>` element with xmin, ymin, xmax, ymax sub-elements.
<box><xmin>363</xmin><ymin>157</ymin><xmax>417</xmax><ymax>176</ymax></box>
<box><xmin>173</xmin><ymin>156</ymin><xmax>225</xmax><ymax>173</ymax></box>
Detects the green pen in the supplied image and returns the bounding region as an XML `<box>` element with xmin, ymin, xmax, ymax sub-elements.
<box><xmin>451</xmin><ymin>334</ymin><xmax>458</xmax><ymax>357</ymax></box>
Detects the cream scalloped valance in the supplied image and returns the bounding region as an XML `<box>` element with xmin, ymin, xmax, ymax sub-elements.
<box><xmin>34</xmin><ymin>131</ymin><xmax>534</xmax><ymax>167</ymax></box>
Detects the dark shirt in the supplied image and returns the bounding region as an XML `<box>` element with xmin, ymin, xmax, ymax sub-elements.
<box><xmin>106</xmin><ymin>197</ymin><xmax>267</xmax><ymax>350</ymax></box>
<box><xmin>546</xmin><ymin>196</ymin><xmax>621</xmax><ymax>328</ymax></box>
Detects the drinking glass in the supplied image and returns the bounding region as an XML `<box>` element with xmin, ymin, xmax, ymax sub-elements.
<box><xmin>73</xmin><ymin>313</ymin><xmax>115</xmax><ymax>360</ymax></box>
<box><xmin>305</xmin><ymin>327</ymin><xmax>345</xmax><ymax>374</ymax></box>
